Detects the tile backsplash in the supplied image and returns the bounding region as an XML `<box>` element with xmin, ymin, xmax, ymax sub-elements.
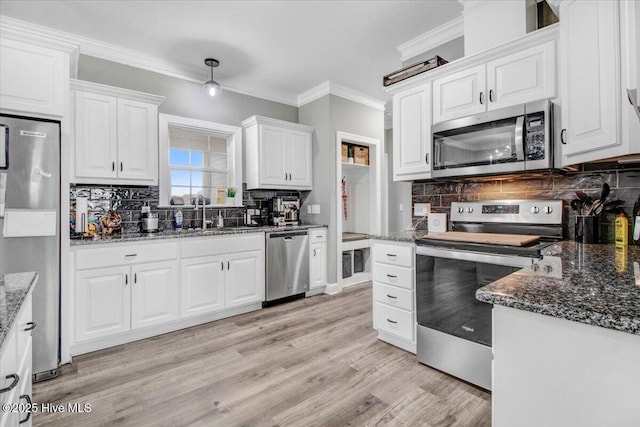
<box><xmin>412</xmin><ymin>166</ymin><xmax>640</xmax><ymax>243</ymax></box>
<box><xmin>70</xmin><ymin>183</ymin><xmax>305</xmax><ymax>234</ymax></box>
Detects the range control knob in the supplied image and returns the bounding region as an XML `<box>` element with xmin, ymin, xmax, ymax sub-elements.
<box><xmin>467</xmin><ymin>207</ymin><xmax>474</xmax><ymax>213</ymax></box>
<box><xmin>531</xmin><ymin>264</ymin><xmax>540</xmax><ymax>272</ymax></box>
<box><xmin>543</xmin><ymin>206</ymin><xmax>553</xmax><ymax>214</ymax></box>
<box><xmin>458</xmin><ymin>207</ymin><xmax>465</xmax><ymax>214</ymax></box>
<box><xmin>530</xmin><ymin>206</ymin><xmax>540</xmax><ymax>214</ymax></box>
<box><xmin>543</xmin><ymin>265</ymin><xmax>553</xmax><ymax>274</ymax></box>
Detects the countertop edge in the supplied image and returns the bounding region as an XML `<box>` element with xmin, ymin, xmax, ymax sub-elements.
<box><xmin>0</xmin><ymin>272</ymin><xmax>38</xmax><ymax>350</ymax></box>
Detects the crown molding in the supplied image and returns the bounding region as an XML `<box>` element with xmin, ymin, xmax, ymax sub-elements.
<box><xmin>396</xmin><ymin>16</ymin><xmax>464</xmax><ymax>62</ymax></box>
<box><xmin>70</xmin><ymin>79</ymin><xmax>165</xmax><ymax>105</ymax></box>
<box><xmin>1</xmin><ymin>15</ymin><xmax>80</xmax><ymax>77</ymax></box>
<box><xmin>0</xmin><ymin>15</ymin><xmax>300</xmax><ymax>107</ymax></box>
<box><xmin>297</xmin><ymin>81</ymin><xmax>386</xmax><ymax>111</ymax></box>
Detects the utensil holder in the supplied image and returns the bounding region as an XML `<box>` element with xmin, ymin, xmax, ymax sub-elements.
<box><xmin>575</xmin><ymin>215</ymin><xmax>598</xmax><ymax>243</ymax></box>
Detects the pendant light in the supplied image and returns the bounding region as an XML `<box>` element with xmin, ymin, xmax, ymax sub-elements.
<box><xmin>203</xmin><ymin>58</ymin><xmax>220</xmax><ymax>97</ymax></box>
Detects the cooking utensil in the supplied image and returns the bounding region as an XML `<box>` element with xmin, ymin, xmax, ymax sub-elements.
<box><xmin>575</xmin><ymin>190</ymin><xmax>592</xmax><ymax>204</ymax></box>
<box><xmin>586</xmin><ymin>183</ymin><xmax>610</xmax><ymax>216</ymax></box>
<box><xmin>571</xmin><ymin>199</ymin><xmax>583</xmax><ymax>214</ymax></box>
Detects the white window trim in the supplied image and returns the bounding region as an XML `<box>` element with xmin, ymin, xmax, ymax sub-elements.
<box><xmin>159</xmin><ymin>113</ymin><xmax>243</xmax><ymax>207</ymax></box>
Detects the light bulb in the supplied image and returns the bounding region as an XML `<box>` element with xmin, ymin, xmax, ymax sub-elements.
<box><xmin>204</xmin><ymin>80</ymin><xmax>220</xmax><ymax>97</ymax></box>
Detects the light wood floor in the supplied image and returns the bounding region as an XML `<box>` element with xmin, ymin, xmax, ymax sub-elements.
<box><xmin>34</xmin><ymin>283</ymin><xmax>491</xmax><ymax>426</ymax></box>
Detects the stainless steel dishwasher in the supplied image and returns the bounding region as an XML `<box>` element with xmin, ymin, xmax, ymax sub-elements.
<box><xmin>265</xmin><ymin>230</ymin><xmax>309</xmax><ymax>305</ymax></box>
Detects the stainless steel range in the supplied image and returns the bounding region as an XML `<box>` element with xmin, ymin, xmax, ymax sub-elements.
<box><xmin>414</xmin><ymin>200</ymin><xmax>564</xmax><ymax>390</ymax></box>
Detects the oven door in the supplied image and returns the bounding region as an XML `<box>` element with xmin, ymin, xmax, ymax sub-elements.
<box><xmin>415</xmin><ymin>245</ymin><xmax>534</xmax><ymax>390</ymax></box>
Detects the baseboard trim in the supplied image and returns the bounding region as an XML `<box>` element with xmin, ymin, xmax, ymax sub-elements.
<box><xmin>323</xmin><ymin>282</ymin><xmax>341</xmax><ymax>295</ymax></box>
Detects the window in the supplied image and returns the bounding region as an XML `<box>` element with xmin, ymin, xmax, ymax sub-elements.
<box><xmin>159</xmin><ymin>114</ymin><xmax>242</xmax><ymax>207</ymax></box>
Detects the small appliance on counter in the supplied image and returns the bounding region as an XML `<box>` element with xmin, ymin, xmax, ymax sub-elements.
<box><xmin>245</xmin><ymin>201</ymin><xmax>269</xmax><ymax>227</ymax></box>
<box><xmin>141</xmin><ymin>211</ymin><xmax>159</xmax><ymax>233</ymax></box>
<box><xmin>268</xmin><ymin>196</ymin><xmax>300</xmax><ymax>226</ymax></box>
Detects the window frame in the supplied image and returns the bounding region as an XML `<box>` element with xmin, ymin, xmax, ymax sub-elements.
<box><xmin>159</xmin><ymin>113</ymin><xmax>243</xmax><ymax>207</ymax></box>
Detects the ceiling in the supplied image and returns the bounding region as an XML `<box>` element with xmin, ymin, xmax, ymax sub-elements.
<box><xmin>0</xmin><ymin>1</ymin><xmax>462</xmax><ymax>106</ymax></box>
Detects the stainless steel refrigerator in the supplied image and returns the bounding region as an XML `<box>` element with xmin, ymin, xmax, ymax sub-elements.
<box><xmin>0</xmin><ymin>114</ymin><xmax>60</xmax><ymax>382</ymax></box>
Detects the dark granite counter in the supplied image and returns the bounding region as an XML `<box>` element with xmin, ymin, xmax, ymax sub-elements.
<box><xmin>477</xmin><ymin>241</ymin><xmax>640</xmax><ymax>335</ymax></box>
<box><xmin>0</xmin><ymin>272</ymin><xmax>38</xmax><ymax>349</ymax></box>
<box><xmin>70</xmin><ymin>224</ymin><xmax>327</xmax><ymax>246</ymax></box>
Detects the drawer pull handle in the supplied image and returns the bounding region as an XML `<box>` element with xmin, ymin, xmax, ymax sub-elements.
<box><xmin>386</xmin><ymin>274</ymin><xmax>397</xmax><ymax>279</ymax></box>
<box><xmin>125</xmin><ymin>254</ymin><xmax>138</xmax><ymax>258</ymax></box>
<box><xmin>386</xmin><ymin>294</ymin><xmax>397</xmax><ymax>299</ymax></box>
<box><xmin>24</xmin><ymin>321</ymin><xmax>36</xmax><ymax>331</ymax></box>
<box><xmin>19</xmin><ymin>394</ymin><xmax>32</xmax><ymax>424</ymax></box>
<box><xmin>0</xmin><ymin>374</ymin><xmax>20</xmax><ymax>393</ymax></box>
<box><xmin>386</xmin><ymin>319</ymin><xmax>398</xmax><ymax>324</ymax></box>
<box><xmin>386</xmin><ymin>253</ymin><xmax>397</xmax><ymax>258</ymax></box>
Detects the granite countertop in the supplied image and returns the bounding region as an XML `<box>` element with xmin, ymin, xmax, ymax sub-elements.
<box><xmin>367</xmin><ymin>229</ymin><xmax>422</xmax><ymax>243</ymax></box>
<box><xmin>70</xmin><ymin>224</ymin><xmax>327</xmax><ymax>246</ymax></box>
<box><xmin>1</xmin><ymin>272</ymin><xmax>38</xmax><ymax>349</ymax></box>
<box><xmin>477</xmin><ymin>241</ymin><xmax>640</xmax><ymax>335</ymax></box>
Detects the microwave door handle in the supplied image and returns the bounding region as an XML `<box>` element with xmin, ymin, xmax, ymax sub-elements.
<box><xmin>514</xmin><ymin>116</ymin><xmax>525</xmax><ymax>161</ymax></box>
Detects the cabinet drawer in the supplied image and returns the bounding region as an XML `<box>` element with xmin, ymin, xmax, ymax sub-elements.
<box><xmin>309</xmin><ymin>228</ymin><xmax>327</xmax><ymax>243</ymax></box>
<box><xmin>373</xmin><ymin>243</ymin><xmax>413</xmax><ymax>268</ymax></box>
<box><xmin>372</xmin><ymin>262</ymin><xmax>413</xmax><ymax>290</ymax></box>
<box><xmin>373</xmin><ymin>302</ymin><xmax>414</xmax><ymax>342</ymax></box>
<box><xmin>76</xmin><ymin>242</ymin><xmax>178</xmax><ymax>269</ymax></box>
<box><xmin>373</xmin><ymin>283</ymin><xmax>413</xmax><ymax>311</ymax></box>
<box><xmin>181</xmin><ymin>233</ymin><xmax>264</xmax><ymax>258</ymax></box>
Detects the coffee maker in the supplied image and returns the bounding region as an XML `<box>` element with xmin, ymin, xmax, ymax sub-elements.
<box><xmin>268</xmin><ymin>196</ymin><xmax>300</xmax><ymax>226</ymax></box>
<box><xmin>244</xmin><ymin>200</ymin><xmax>269</xmax><ymax>227</ymax></box>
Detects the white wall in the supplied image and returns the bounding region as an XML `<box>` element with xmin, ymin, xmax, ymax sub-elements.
<box><xmin>385</xmin><ymin>129</ymin><xmax>412</xmax><ymax>232</ymax></box>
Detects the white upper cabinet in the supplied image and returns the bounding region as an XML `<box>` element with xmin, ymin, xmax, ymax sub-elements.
<box><xmin>559</xmin><ymin>0</ymin><xmax>640</xmax><ymax>165</ymax></box>
<box><xmin>71</xmin><ymin>80</ymin><xmax>164</xmax><ymax>185</ymax></box>
<box><xmin>487</xmin><ymin>41</ymin><xmax>556</xmax><ymax>111</ymax></box>
<box><xmin>432</xmin><ymin>41</ymin><xmax>556</xmax><ymax>124</ymax></box>
<box><xmin>433</xmin><ymin>65</ymin><xmax>486</xmax><ymax>123</ymax></box>
<box><xmin>0</xmin><ymin>38</ymin><xmax>67</xmax><ymax>118</ymax></box>
<box><xmin>243</xmin><ymin>115</ymin><xmax>314</xmax><ymax>190</ymax></box>
<box><xmin>392</xmin><ymin>83</ymin><xmax>432</xmax><ymax>180</ymax></box>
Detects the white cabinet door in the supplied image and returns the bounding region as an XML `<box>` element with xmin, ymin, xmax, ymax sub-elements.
<box><xmin>433</xmin><ymin>64</ymin><xmax>486</xmax><ymax>123</ymax></box>
<box><xmin>0</xmin><ymin>38</ymin><xmax>65</xmax><ymax>117</ymax></box>
<box><xmin>487</xmin><ymin>41</ymin><xmax>556</xmax><ymax>111</ymax></box>
<box><xmin>75</xmin><ymin>266</ymin><xmax>130</xmax><ymax>342</ymax></box>
<box><xmin>393</xmin><ymin>83</ymin><xmax>431</xmax><ymax>180</ymax></box>
<box><xmin>287</xmin><ymin>130</ymin><xmax>312</xmax><ymax>188</ymax></box>
<box><xmin>259</xmin><ymin>125</ymin><xmax>287</xmax><ymax>186</ymax></box>
<box><xmin>560</xmin><ymin>0</ymin><xmax>620</xmax><ymax>159</ymax></box>
<box><xmin>74</xmin><ymin>91</ymin><xmax>118</xmax><ymax>179</ymax></box>
<box><xmin>117</xmin><ymin>98</ymin><xmax>158</xmax><ymax>182</ymax></box>
<box><xmin>180</xmin><ymin>256</ymin><xmax>225</xmax><ymax>318</ymax></box>
<box><xmin>131</xmin><ymin>261</ymin><xmax>179</xmax><ymax>329</ymax></box>
<box><xmin>309</xmin><ymin>241</ymin><xmax>327</xmax><ymax>289</ymax></box>
<box><xmin>225</xmin><ymin>250</ymin><xmax>264</xmax><ymax>308</ymax></box>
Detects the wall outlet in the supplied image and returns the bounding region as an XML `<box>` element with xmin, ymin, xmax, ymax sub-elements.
<box><xmin>307</xmin><ymin>204</ymin><xmax>312</xmax><ymax>214</ymax></box>
<box><xmin>414</xmin><ymin>203</ymin><xmax>430</xmax><ymax>216</ymax></box>
<box><xmin>312</xmin><ymin>204</ymin><xmax>320</xmax><ymax>214</ymax></box>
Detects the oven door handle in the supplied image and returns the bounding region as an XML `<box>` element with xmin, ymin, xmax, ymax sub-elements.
<box><xmin>416</xmin><ymin>245</ymin><xmax>536</xmax><ymax>268</ymax></box>
<box><xmin>514</xmin><ymin>116</ymin><xmax>525</xmax><ymax>161</ymax></box>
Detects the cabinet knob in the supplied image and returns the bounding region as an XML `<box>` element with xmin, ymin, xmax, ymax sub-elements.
<box><xmin>479</xmin><ymin>92</ymin><xmax>485</xmax><ymax>105</ymax></box>
<box><xmin>489</xmin><ymin>89</ymin><xmax>495</xmax><ymax>103</ymax></box>
<box><xmin>560</xmin><ymin>129</ymin><xmax>567</xmax><ymax>145</ymax></box>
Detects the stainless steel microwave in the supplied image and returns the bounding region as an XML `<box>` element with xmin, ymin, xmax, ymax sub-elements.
<box><xmin>432</xmin><ymin>101</ymin><xmax>552</xmax><ymax>178</ymax></box>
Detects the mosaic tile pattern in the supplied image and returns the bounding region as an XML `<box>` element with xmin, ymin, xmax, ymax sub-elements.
<box><xmin>70</xmin><ymin>184</ymin><xmax>307</xmax><ymax>236</ymax></box>
<box><xmin>412</xmin><ymin>166</ymin><xmax>640</xmax><ymax>243</ymax></box>
<box><xmin>476</xmin><ymin>242</ymin><xmax>640</xmax><ymax>335</ymax></box>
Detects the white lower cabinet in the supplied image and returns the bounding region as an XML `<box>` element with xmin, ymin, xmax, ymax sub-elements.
<box><xmin>75</xmin><ymin>266</ymin><xmax>131</xmax><ymax>341</ymax></box>
<box><xmin>371</xmin><ymin>240</ymin><xmax>416</xmax><ymax>354</ymax></box>
<box><xmin>131</xmin><ymin>261</ymin><xmax>179</xmax><ymax>329</ymax></box>
<box><xmin>180</xmin><ymin>256</ymin><xmax>225</xmax><ymax>318</ymax></box>
<box><xmin>309</xmin><ymin>228</ymin><xmax>328</xmax><ymax>291</ymax></box>
<box><xmin>0</xmin><ymin>290</ymin><xmax>34</xmax><ymax>427</ymax></box>
<box><xmin>72</xmin><ymin>234</ymin><xmax>265</xmax><ymax>354</ymax></box>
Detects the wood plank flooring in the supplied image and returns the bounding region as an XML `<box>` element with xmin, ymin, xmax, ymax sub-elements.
<box><xmin>33</xmin><ymin>283</ymin><xmax>491</xmax><ymax>426</ymax></box>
